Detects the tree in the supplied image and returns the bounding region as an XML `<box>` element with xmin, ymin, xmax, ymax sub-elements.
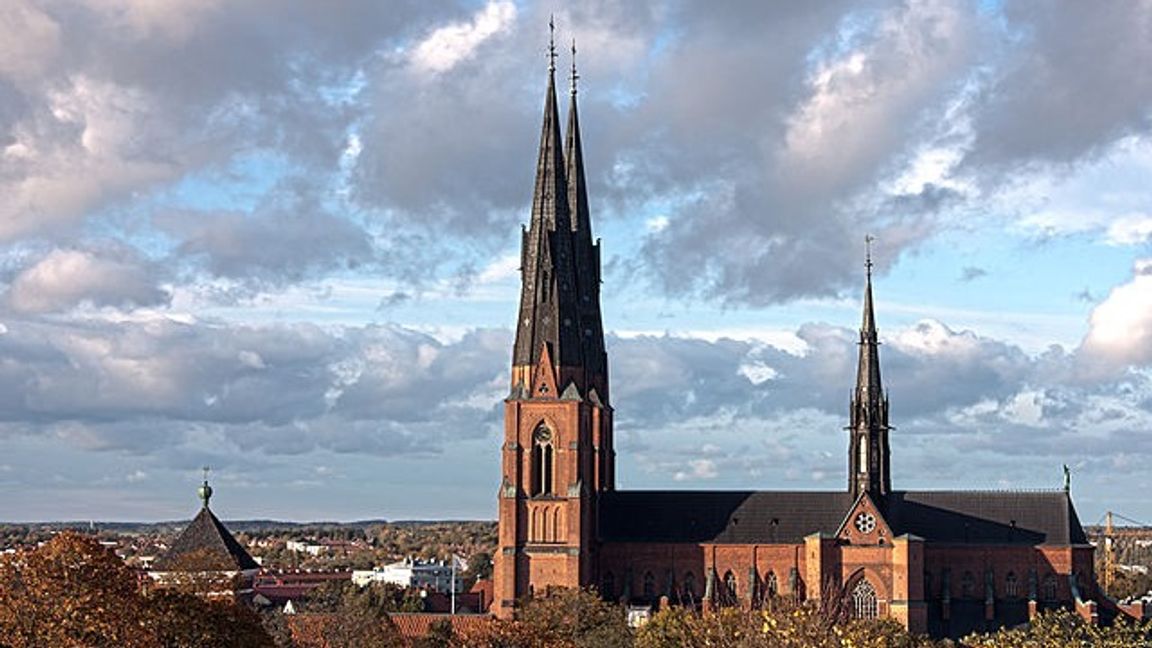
<box><xmin>0</xmin><ymin>531</ymin><xmax>276</xmax><ymax>648</ymax></box>
<box><xmin>460</xmin><ymin>587</ymin><xmax>632</xmax><ymax>648</ymax></box>
<box><xmin>0</xmin><ymin>531</ymin><xmax>156</xmax><ymax>648</ymax></box>
<box><xmin>147</xmin><ymin>589</ymin><xmax>273</xmax><ymax>648</ymax></box>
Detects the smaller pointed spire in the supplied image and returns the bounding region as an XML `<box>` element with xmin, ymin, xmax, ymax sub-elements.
<box><xmin>548</xmin><ymin>15</ymin><xmax>557</xmax><ymax>73</ymax></box>
<box><xmin>570</xmin><ymin>39</ymin><xmax>579</xmax><ymax>96</ymax></box>
<box><xmin>197</xmin><ymin>466</ymin><xmax>213</xmax><ymax>509</ymax></box>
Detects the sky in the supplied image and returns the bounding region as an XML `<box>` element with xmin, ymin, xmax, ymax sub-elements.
<box><xmin>1</xmin><ymin>0</ymin><xmax>1151</xmax><ymax>526</ymax></box>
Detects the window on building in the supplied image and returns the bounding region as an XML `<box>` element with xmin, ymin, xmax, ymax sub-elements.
<box><xmin>602</xmin><ymin>572</ymin><xmax>615</xmax><ymax>600</ymax></box>
<box><xmin>858</xmin><ymin>436</ymin><xmax>868</xmax><ymax>473</ymax></box>
<box><xmin>532</xmin><ymin>426</ymin><xmax>554</xmax><ymax>496</ymax></box>
<box><xmin>766</xmin><ymin>571</ymin><xmax>778</xmax><ymax>598</ymax></box>
<box><xmin>961</xmin><ymin>571</ymin><xmax>975</xmax><ymax>599</ymax></box>
<box><xmin>682</xmin><ymin>572</ymin><xmax>696</xmax><ymax>602</ymax></box>
<box><xmin>643</xmin><ymin>571</ymin><xmax>656</xmax><ymax>600</ymax></box>
<box><xmin>1042</xmin><ymin>574</ymin><xmax>1057</xmax><ymax>601</ymax></box>
<box><xmin>1005</xmin><ymin>571</ymin><xmax>1019</xmax><ymax>598</ymax></box>
<box><xmin>923</xmin><ymin>571</ymin><xmax>933</xmax><ymax>599</ymax></box>
<box><xmin>723</xmin><ymin>570</ymin><xmax>737</xmax><ymax>605</ymax></box>
<box><xmin>852</xmin><ymin>579</ymin><xmax>878</xmax><ymax>619</ymax></box>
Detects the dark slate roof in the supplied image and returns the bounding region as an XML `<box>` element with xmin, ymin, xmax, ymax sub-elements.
<box><xmin>153</xmin><ymin>506</ymin><xmax>259</xmax><ymax>571</ymax></box>
<box><xmin>599</xmin><ymin>491</ymin><xmax>853</xmax><ymax>544</ymax></box>
<box><xmin>885</xmin><ymin>490</ymin><xmax>1088</xmax><ymax>545</ymax></box>
<box><xmin>599</xmin><ymin>489</ymin><xmax>1087</xmax><ymax>546</ymax></box>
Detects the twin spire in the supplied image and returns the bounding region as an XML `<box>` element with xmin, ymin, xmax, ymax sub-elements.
<box><xmin>511</xmin><ymin>22</ymin><xmax>607</xmax><ymax>403</ymax></box>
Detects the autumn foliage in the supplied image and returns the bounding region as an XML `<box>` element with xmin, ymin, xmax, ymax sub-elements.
<box><xmin>0</xmin><ymin>531</ymin><xmax>272</xmax><ymax>648</ymax></box>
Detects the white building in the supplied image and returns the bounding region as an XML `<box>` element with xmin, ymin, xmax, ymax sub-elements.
<box><xmin>352</xmin><ymin>556</ymin><xmax>465</xmax><ymax>593</ymax></box>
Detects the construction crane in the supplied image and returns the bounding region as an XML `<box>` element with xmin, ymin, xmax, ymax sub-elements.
<box><xmin>1104</xmin><ymin>511</ymin><xmax>1114</xmax><ymax>594</ymax></box>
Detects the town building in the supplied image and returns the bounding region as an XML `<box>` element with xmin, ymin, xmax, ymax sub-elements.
<box><xmin>491</xmin><ymin>38</ymin><xmax>1099</xmax><ymax>638</ymax></box>
<box><xmin>353</xmin><ymin>556</ymin><xmax>466</xmax><ymax>593</ymax></box>
<box><xmin>148</xmin><ymin>476</ymin><xmax>260</xmax><ymax>600</ymax></box>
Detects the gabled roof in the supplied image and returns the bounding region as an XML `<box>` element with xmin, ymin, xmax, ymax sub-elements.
<box><xmin>599</xmin><ymin>490</ymin><xmax>853</xmax><ymax>544</ymax></box>
<box><xmin>598</xmin><ymin>489</ymin><xmax>1087</xmax><ymax>547</ymax></box>
<box><xmin>885</xmin><ymin>490</ymin><xmax>1088</xmax><ymax>545</ymax></box>
<box><xmin>152</xmin><ymin>506</ymin><xmax>259</xmax><ymax>571</ymax></box>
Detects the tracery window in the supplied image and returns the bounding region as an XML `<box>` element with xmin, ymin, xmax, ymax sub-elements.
<box><xmin>852</xmin><ymin>579</ymin><xmax>878</xmax><ymax>619</ymax></box>
<box><xmin>642</xmin><ymin>571</ymin><xmax>656</xmax><ymax>600</ymax></box>
<box><xmin>682</xmin><ymin>572</ymin><xmax>696</xmax><ymax>602</ymax></box>
<box><xmin>532</xmin><ymin>426</ymin><xmax>554</xmax><ymax>496</ymax></box>
<box><xmin>1005</xmin><ymin>571</ymin><xmax>1019</xmax><ymax>598</ymax></box>
<box><xmin>765</xmin><ymin>571</ymin><xmax>778</xmax><ymax>598</ymax></box>
<box><xmin>961</xmin><ymin>571</ymin><xmax>975</xmax><ymax>599</ymax></box>
<box><xmin>723</xmin><ymin>570</ymin><xmax>738</xmax><ymax>605</ymax></box>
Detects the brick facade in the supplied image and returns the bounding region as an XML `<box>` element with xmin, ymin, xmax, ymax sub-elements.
<box><xmin>492</xmin><ymin>54</ymin><xmax>1097</xmax><ymax>639</ymax></box>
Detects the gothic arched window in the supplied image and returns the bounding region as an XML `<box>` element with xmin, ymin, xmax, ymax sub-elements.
<box><xmin>961</xmin><ymin>571</ymin><xmax>975</xmax><ymax>599</ymax></box>
<box><xmin>766</xmin><ymin>571</ymin><xmax>778</xmax><ymax>598</ymax></box>
<box><xmin>1005</xmin><ymin>572</ymin><xmax>1019</xmax><ymax>598</ymax></box>
<box><xmin>643</xmin><ymin>571</ymin><xmax>656</xmax><ymax>600</ymax></box>
<box><xmin>601</xmin><ymin>572</ymin><xmax>615</xmax><ymax>600</ymax></box>
<box><xmin>532</xmin><ymin>426</ymin><xmax>554</xmax><ymax>496</ymax></box>
<box><xmin>682</xmin><ymin>572</ymin><xmax>696</xmax><ymax>602</ymax></box>
<box><xmin>1041</xmin><ymin>574</ymin><xmax>1058</xmax><ymax>601</ymax></box>
<box><xmin>852</xmin><ymin>579</ymin><xmax>878</xmax><ymax>619</ymax></box>
<box><xmin>858</xmin><ymin>436</ymin><xmax>868</xmax><ymax>473</ymax></box>
<box><xmin>723</xmin><ymin>570</ymin><xmax>738</xmax><ymax>605</ymax></box>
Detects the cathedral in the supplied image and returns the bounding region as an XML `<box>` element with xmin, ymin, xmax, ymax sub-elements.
<box><xmin>491</xmin><ymin>43</ymin><xmax>1097</xmax><ymax>638</ymax></box>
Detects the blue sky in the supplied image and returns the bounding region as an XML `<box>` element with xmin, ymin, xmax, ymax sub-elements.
<box><xmin>1</xmin><ymin>0</ymin><xmax>1152</xmax><ymax>526</ymax></box>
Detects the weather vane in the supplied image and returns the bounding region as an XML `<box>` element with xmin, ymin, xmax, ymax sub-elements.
<box><xmin>865</xmin><ymin>235</ymin><xmax>875</xmax><ymax>276</ymax></box>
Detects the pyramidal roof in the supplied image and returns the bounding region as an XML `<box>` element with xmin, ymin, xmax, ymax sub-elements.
<box><xmin>153</xmin><ymin>484</ymin><xmax>258</xmax><ymax>572</ymax></box>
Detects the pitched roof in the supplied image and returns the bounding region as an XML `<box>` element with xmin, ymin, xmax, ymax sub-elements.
<box><xmin>599</xmin><ymin>491</ymin><xmax>853</xmax><ymax>544</ymax></box>
<box><xmin>152</xmin><ymin>506</ymin><xmax>260</xmax><ymax>571</ymax></box>
<box><xmin>885</xmin><ymin>490</ymin><xmax>1088</xmax><ymax>545</ymax></box>
<box><xmin>599</xmin><ymin>489</ymin><xmax>1087</xmax><ymax>546</ymax></box>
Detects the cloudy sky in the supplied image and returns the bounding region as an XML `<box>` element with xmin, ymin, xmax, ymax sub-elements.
<box><xmin>1</xmin><ymin>0</ymin><xmax>1151</xmax><ymax>525</ymax></box>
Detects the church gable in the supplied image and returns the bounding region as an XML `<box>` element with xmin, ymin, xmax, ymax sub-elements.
<box><xmin>837</xmin><ymin>492</ymin><xmax>893</xmax><ymax>546</ymax></box>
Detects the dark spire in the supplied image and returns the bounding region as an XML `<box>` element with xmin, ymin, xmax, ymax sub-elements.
<box><xmin>512</xmin><ymin>23</ymin><xmax>583</xmax><ymax>381</ymax></box>
<box><xmin>849</xmin><ymin>236</ymin><xmax>890</xmax><ymax>499</ymax></box>
<box><xmin>565</xmin><ymin>38</ymin><xmax>609</xmax><ymax>401</ymax></box>
<box><xmin>856</xmin><ymin>235</ymin><xmax>882</xmax><ymax>399</ymax></box>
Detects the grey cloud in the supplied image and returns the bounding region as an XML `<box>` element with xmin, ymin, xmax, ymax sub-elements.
<box><xmin>156</xmin><ymin>180</ymin><xmax>373</xmax><ymax>286</ymax></box>
<box><xmin>964</xmin><ymin>0</ymin><xmax>1152</xmax><ymax>168</ymax></box>
<box><xmin>0</xmin><ymin>317</ymin><xmax>507</xmax><ymax>457</ymax></box>
<box><xmin>959</xmin><ymin>265</ymin><xmax>986</xmax><ymax>282</ymax></box>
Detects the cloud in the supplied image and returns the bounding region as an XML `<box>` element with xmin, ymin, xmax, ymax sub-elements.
<box><xmin>156</xmin><ymin>181</ymin><xmax>373</xmax><ymax>287</ymax></box>
<box><xmin>1080</xmin><ymin>258</ymin><xmax>1152</xmax><ymax>372</ymax></box>
<box><xmin>958</xmin><ymin>265</ymin><xmax>986</xmax><ymax>282</ymax></box>
<box><xmin>5</xmin><ymin>245</ymin><xmax>170</xmax><ymax>313</ymax></box>
<box><xmin>964</xmin><ymin>0</ymin><xmax>1152</xmax><ymax>168</ymax></box>
<box><xmin>409</xmin><ymin>1</ymin><xmax>517</xmax><ymax>75</ymax></box>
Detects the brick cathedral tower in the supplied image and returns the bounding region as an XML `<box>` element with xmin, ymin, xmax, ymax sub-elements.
<box><xmin>848</xmin><ymin>239</ymin><xmax>891</xmax><ymax>500</ymax></box>
<box><xmin>493</xmin><ymin>35</ymin><xmax>613</xmax><ymax>618</ymax></box>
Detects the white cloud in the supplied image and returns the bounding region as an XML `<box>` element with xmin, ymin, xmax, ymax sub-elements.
<box><xmin>1081</xmin><ymin>258</ymin><xmax>1152</xmax><ymax>369</ymax></box>
<box><xmin>6</xmin><ymin>247</ymin><xmax>170</xmax><ymax>314</ymax></box>
<box><xmin>409</xmin><ymin>1</ymin><xmax>516</xmax><ymax>75</ymax></box>
<box><xmin>1105</xmin><ymin>214</ymin><xmax>1152</xmax><ymax>246</ymax></box>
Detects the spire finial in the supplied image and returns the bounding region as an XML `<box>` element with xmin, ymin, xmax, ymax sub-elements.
<box><xmin>864</xmin><ymin>235</ymin><xmax>875</xmax><ymax>278</ymax></box>
<box><xmin>570</xmin><ymin>39</ymin><xmax>579</xmax><ymax>96</ymax></box>
<box><xmin>197</xmin><ymin>466</ymin><xmax>213</xmax><ymax>509</ymax></box>
<box><xmin>548</xmin><ymin>16</ymin><xmax>557</xmax><ymax>73</ymax></box>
